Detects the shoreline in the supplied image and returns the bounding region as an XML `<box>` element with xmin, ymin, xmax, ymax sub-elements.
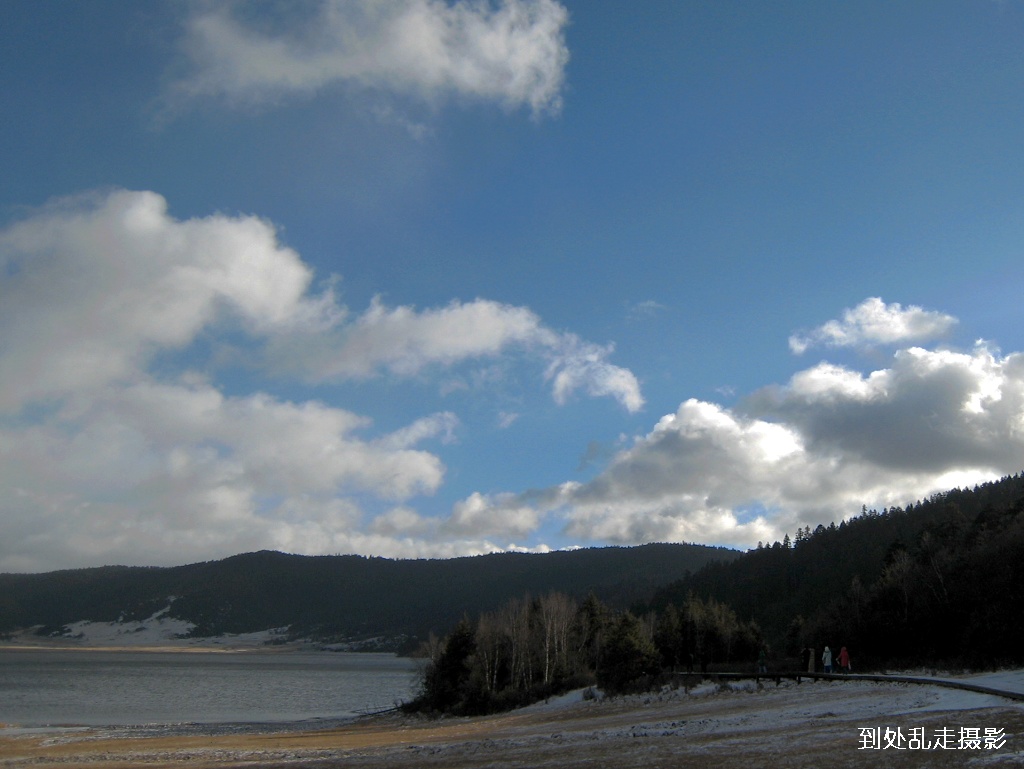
<box><xmin>0</xmin><ymin>630</ymin><xmax>366</xmax><ymax>655</ymax></box>
<box><xmin>3</xmin><ymin>679</ymin><xmax>1023</xmax><ymax>768</ymax></box>
<box><xmin>0</xmin><ymin>643</ymin><xmax>272</xmax><ymax>654</ymax></box>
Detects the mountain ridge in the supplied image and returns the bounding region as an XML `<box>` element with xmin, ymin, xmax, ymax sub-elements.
<box><xmin>0</xmin><ymin>542</ymin><xmax>740</xmax><ymax>649</ymax></box>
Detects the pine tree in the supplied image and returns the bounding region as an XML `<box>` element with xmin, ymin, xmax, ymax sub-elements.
<box><xmin>597</xmin><ymin>612</ymin><xmax>660</xmax><ymax>694</ymax></box>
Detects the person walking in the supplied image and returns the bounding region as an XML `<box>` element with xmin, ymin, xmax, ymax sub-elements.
<box><xmin>838</xmin><ymin>646</ymin><xmax>850</xmax><ymax>673</ymax></box>
<box><xmin>822</xmin><ymin>646</ymin><xmax>832</xmax><ymax>673</ymax></box>
<box><xmin>758</xmin><ymin>647</ymin><xmax>767</xmax><ymax>675</ymax></box>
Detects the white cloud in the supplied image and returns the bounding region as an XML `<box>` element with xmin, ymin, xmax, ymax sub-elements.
<box><xmin>758</xmin><ymin>343</ymin><xmax>1024</xmax><ymax>473</ymax></box>
<box><xmin>0</xmin><ymin>190</ymin><xmax>327</xmax><ymax>410</ymax></box>
<box><xmin>789</xmin><ymin>297</ymin><xmax>958</xmax><ymax>354</ymax></box>
<box><xmin>0</xmin><ymin>189</ymin><xmax>639</xmax><ymax>571</ymax></box>
<box><xmin>453</xmin><ymin>341</ymin><xmax>1024</xmax><ymax>551</ymax></box>
<box><xmin>269</xmin><ymin>296</ymin><xmax>644</xmax><ymax>412</ymax></box>
<box><xmin>626</xmin><ymin>299</ymin><xmax>666</xmax><ymax>321</ymax></box>
<box><xmin>0</xmin><ymin>189</ymin><xmax>640</xmax><ymax>411</ymax></box>
<box><xmin>546</xmin><ymin>335</ymin><xmax>645</xmax><ymax>413</ymax></box>
<box><xmin>0</xmin><ymin>376</ymin><xmax>453</xmax><ymax>571</ymax></box>
<box><xmin>374</xmin><ymin>411</ymin><xmax>460</xmax><ymax>450</ymax></box>
<box><xmin>281</xmin><ymin>296</ymin><xmax>542</xmax><ymax>379</ymax></box>
<box><xmin>444</xmin><ymin>491</ymin><xmax>542</xmax><ymax>538</ymax></box>
<box><xmin>369</xmin><ymin>506</ymin><xmax>435</xmax><ymax>537</ymax></box>
<box><xmin>497</xmin><ymin>410</ymin><xmax>520</xmax><ymax>428</ymax></box>
<box><xmin>171</xmin><ymin>0</ymin><xmax>569</xmax><ymax>117</ymax></box>
<box><xmin>10</xmin><ymin>192</ymin><xmax>1006</xmax><ymax>570</ymax></box>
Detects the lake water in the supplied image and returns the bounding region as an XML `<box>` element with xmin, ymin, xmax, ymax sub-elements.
<box><xmin>0</xmin><ymin>650</ymin><xmax>421</xmax><ymax>729</ymax></box>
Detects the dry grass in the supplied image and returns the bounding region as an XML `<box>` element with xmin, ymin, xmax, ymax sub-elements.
<box><xmin>3</xmin><ymin>680</ymin><xmax>1023</xmax><ymax>768</ymax></box>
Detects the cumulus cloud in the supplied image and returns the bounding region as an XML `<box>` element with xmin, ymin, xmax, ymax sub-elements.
<box><xmin>546</xmin><ymin>335</ymin><xmax>645</xmax><ymax>413</ymax></box>
<box><xmin>0</xmin><ymin>189</ymin><xmax>329</xmax><ymax>410</ymax></box>
<box><xmin>269</xmin><ymin>296</ymin><xmax>644</xmax><ymax>412</ymax></box>
<box><xmin>171</xmin><ymin>0</ymin><xmax>569</xmax><ymax>116</ymax></box>
<box><xmin>444</xmin><ymin>491</ymin><xmax>542</xmax><ymax>538</ymax></box>
<box><xmin>8</xmin><ymin>192</ymin><xmax>1007</xmax><ymax>569</ymax></box>
<box><xmin>277</xmin><ymin>296</ymin><xmax>541</xmax><ymax>379</ymax></box>
<box><xmin>0</xmin><ymin>189</ymin><xmax>640</xmax><ymax>411</ymax></box>
<box><xmin>0</xmin><ymin>189</ymin><xmax>639</xmax><ymax>571</ymax></box>
<box><xmin>757</xmin><ymin>344</ymin><xmax>1024</xmax><ymax>473</ymax></box>
<box><xmin>789</xmin><ymin>297</ymin><xmax>958</xmax><ymax>354</ymax></box>
<box><xmin>0</xmin><ymin>376</ymin><xmax>454</xmax><ymax>572</ymax></box>
<box><xmin>374</xmin><ymin>412</ymin><xmax>460</xmax><ymax>450</ymax></box>
<box><xmin>452</xmin><ymin>341</ymin><xmax>1024</xmax><ymax>551</ymax></box>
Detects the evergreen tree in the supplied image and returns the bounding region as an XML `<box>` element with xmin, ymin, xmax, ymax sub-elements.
<box><xmin>419</xmin><ymin>618</ymin><xmax>477</xmax><ymax>713</ymax></box>
<box><xmin>597</xmin><ymin>612</ymin><xmax>660</xmax><ymax>694</ymax></box>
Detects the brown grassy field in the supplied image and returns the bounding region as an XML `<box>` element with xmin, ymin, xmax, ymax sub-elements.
<box><xmin>2</xmin><ymin>679</ymin><xmax>1022</xmax><ymax>768</ymax></box>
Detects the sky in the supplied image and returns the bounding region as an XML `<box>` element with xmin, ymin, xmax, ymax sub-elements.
<box><xmin>2</xmin><ymin>1</ymin><xmax>1024</xmax><ymax>573</ymax></box>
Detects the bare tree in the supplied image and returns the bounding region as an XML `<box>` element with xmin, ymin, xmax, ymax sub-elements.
<box><xmin>537</xmin><ymin>592</ymin><xmax>577</xmax><ymax>684</ymax></box>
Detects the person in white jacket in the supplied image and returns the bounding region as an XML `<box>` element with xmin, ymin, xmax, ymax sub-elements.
<box><xmin>822</xmin><ymin>646</ymin><xmax>833</xmax><ymax>673</ymax></box>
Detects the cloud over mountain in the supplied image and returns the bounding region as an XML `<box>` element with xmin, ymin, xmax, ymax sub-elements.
<box><xmin>449</xmin><ymin>322</ymin><xmax>1024</xmax><ymax>551</ymax></box>
<box><xmin>1</xmin><ymin>192</ymin><xmax>1017</xmax><ymax>569</ymax></box>
<box><xmin>0</xmin><ymin>189</ymin><xmax>638</xmax><ymax>571</ymax></box>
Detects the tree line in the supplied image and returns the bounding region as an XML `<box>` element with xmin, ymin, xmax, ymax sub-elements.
<box><xmin>793</xmin><ymin>488</ymin><xmax>1024</xmax><ymax>668</ymax></box>
<box><xmin>650</xmin><ymin>473</ymin><xmax>1024</xmax><ymax>671</ymax></box>
<box><xmin>405</xmin><ymin>590</ymin><xmax>762</xmax><ymax>716</ymax></box>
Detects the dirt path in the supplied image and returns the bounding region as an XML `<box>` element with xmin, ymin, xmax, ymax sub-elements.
<box><xmin>3</xmin><ymin>679</ymin><xmax>1023</xmax><ymax>768</ymax></box>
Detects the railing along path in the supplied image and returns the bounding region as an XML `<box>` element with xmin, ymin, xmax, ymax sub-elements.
<box><xmin>672</xmin><ymin>671</ymin><xmax>1024</xmax><ymax>703</ymax></box>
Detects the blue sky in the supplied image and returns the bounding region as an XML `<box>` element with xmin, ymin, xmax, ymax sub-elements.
<box><xmin>3</xmin><ymin>0</ymin><xmax>1024</xmax><ymax>571</ymax></box>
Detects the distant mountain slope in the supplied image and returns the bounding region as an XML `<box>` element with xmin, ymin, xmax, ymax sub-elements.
<box><xmin>0</xmin><ymin>543</ymin><xmax>739</xmax><ymax>645</ymax></box>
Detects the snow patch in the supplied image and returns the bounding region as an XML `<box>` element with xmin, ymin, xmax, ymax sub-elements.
<box><xmin>61</xmin><ymin>608</ymin><xmax>196</xmax><ymax>646</ymax></box>
<box><xmin>519</xmin><ymin>688</ymin><xmax>590</xmax><ymax>713</ymax></box>
<box><xmin>41</xmin><ymin>607</ymin><xmax>305</xmax><ymax>649</ymax></box>
<box><xmin>202</xmin><ymin>627</ymin><xmax>293</xmax><ymax>647</ymax></box>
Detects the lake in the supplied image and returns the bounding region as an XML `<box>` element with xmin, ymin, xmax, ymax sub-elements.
<box><xmin>0</xmin><ymin>649</ymin><xmax>421</xmax><ymax>728</ymax></box>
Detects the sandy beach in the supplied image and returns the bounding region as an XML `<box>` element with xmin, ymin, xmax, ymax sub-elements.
<box><xmin>3</xmin><ymin>675</ymin><xmax>1023</xmax><ymax>768</ymax></box>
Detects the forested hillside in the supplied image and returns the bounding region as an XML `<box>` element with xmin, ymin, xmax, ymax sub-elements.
<box><xmin>647</xmin><ymin>473</ymin><xmax>1024</xmax><ymax>668</ymax></box>
<box><xmin>0</xmin><ymin>543</ymin><xmax>738</xmax><ymax>646</ymax></box>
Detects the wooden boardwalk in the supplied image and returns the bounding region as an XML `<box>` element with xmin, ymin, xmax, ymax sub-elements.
<box><xmin>672</xmin><ymin>671</ymin><xmax>1024</xmax><ymax>703</ymax></box>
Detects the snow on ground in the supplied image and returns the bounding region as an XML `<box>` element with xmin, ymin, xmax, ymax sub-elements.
<box><xmin>526</xmin><ymin>676</ymin><xmax>1020</xmax><ymax>752</ymax></box>
<box><xmin>200</xmin><ymin>627</ymin><xmax>294</xmax><ymax>648</ymax></box>
<box><xmin>518</xmin><ymin>688</ymin><xmax>591</xmax><ymax>713</ymax></box>
<box><xmin>520</xmin><ymin>672</ymin><xmax>1024</xmax><ymax>721</ymax></box>
<box><xmin>960</xmin><ymin>670</ymin><xmax>1024</xmax><ymax>696</ymax></box>
<box><xmin>11</xmin><ymin>608</ymin><xmax>295</xmax><ymax>649</ymax></box>
<box><xmin>59</xmin><ymin>607</ymin><xmax>196</xmax><ymax>646</ymax></box>
<box><xmin>469</xmin><ymin>675</ymin><xmax>1022</xmax><ymax>743</ymax></box>
<box><xmin>3</xmin><ymin>674</ymin><xmax>1023</xmax><ymax>767</ymax></box>
<box><xmin>367</xmin><ymin>677</ymin><xmax>1024</xmax><ymax>769</ymax></box>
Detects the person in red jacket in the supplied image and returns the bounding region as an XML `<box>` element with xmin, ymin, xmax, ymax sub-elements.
<box><xmin>838</xmin><ymin>646</ymin><xmax>851</xmax><ymax>673</ymax></box>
